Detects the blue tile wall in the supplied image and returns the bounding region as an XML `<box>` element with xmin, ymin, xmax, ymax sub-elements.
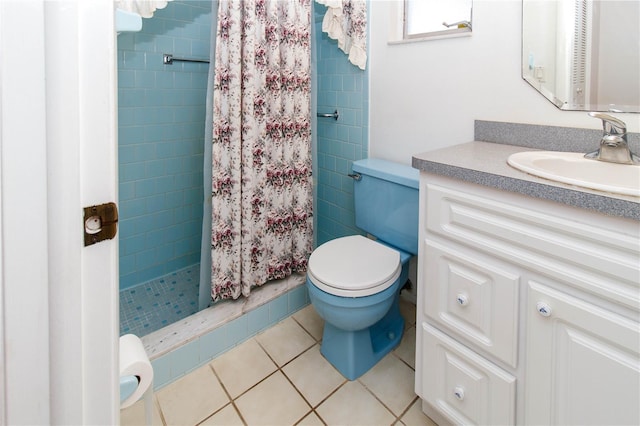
<box><xmin>117</xmin><ymin>1</ymin><xmax>212</xmax><ymax>290</ymax></box>
<box><xmin>314</xmin><ymin>3</ymin><xmax>369</xmax><ymax>246</ymax></box>
<box><xmin>151</xmin><ymin>285</ymin><xmax>310</xmax><ymax>389</ymax></box>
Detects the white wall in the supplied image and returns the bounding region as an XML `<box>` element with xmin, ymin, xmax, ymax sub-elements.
<box><xmin>368</xmin><ymin>0</ymin><xmax>640</xmax><ymax>165</ymax></box>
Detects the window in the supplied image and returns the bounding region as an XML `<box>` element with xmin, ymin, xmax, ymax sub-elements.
<box><xmin>404</xmin><ymin>0</ymin><xmax>473</xmax><ymax>39</ymax></box>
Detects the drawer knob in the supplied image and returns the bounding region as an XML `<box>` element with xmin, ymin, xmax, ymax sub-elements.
<box><xmin>536</xmin><ymin>301</ymin><xmax>552</xmax><ymax>317</ymax></box>
<box><xmin>453</xmin><ymin>386</ymin><xmax>465</xmax><ymax>401</ymax></box>
<box><xmin>456</xmin><ymin>293</ymin><xmax>469</xmax><ymax>307</ymax></box>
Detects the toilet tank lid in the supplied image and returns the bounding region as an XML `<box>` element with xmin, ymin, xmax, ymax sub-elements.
<box><xmin>352</xmin><ymin>159</ymin><xmax>419</xmax><ymax>189</ymax></box>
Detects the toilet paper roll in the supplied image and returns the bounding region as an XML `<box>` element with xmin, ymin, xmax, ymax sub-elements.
<box><xmin>119</xmin><ymin>334</ymin><xmax>154</xmax><ymax>409</ymax></box>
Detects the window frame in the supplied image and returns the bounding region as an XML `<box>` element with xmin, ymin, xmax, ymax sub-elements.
<box><xmin>402</xmin><ymin>0</ymin><xmax>472</xmax><ymax>41</ymax></box>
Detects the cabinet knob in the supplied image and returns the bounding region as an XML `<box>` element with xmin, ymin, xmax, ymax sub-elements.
<box><xmin>453</xmin><ymin>386</ymin><xmax>465</xmax><ymax>401</ymax></box>
<box><xmin>536</xmin><ymin>301</ymin><xmax>552</xmax><ymax>317</ymax></box>
<box><xmin>456</xmin><ymin>293</ymin><xmax>469</xmax><ymax>307</ymax></box>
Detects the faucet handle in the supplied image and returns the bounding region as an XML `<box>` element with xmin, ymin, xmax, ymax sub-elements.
<box><xmin>589</xmin><ymin>112</ymin><xmax>627</xmax><ymax>137</ymax></box>
<box><xmin>585</xmin><ymin>112</ymin><xmax>638</xmax><ymax>164</ymax></box>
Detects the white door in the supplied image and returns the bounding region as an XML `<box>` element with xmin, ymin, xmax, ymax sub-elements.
<box><xmin>525</xmin><ymin>281</ymin><xmax>640</xmax><ymax>426</ymax></box>
<box><xmin>0</xmin><ymin>1</ymin><xmax>119</xmax><ymax>424</ymax></box>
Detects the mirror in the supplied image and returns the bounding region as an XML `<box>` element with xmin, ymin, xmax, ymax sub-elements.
<box><xmin>522</xmin><ymin>0</ymin><xmax>639</xmax><ymax>112</ymax></box>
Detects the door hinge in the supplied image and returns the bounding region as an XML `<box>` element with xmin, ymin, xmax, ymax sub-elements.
<box><xmin>83</xmin><ymin>202</ymin><xmax>118</xmax><ymax>247</ymax></box>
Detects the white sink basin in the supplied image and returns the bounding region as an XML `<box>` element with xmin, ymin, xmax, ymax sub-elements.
<box><xmin>507</xmin><ymin>151</ymin><xmax>640</xmax><ymax>197</ymax></box>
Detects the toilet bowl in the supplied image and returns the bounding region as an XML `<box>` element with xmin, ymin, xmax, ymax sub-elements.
<box><xmin>306</xmin><ymin>235</ymin><xmax>412</xmax><ymax>380</ymax></box>
<box><xmin>306</xmin><ymin>158</ymin><xmax>419</xmax><ymax>380</ymax></box>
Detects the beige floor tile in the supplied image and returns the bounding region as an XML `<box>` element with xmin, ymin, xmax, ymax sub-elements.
<box><xmin>316</xmin><ymin>381</ymin><xmax>395</xmax><ymax>426</ymax></box>
<box><xmin>199</xmin><ymin>403</ymin><xmax>244</xmax><ymax>426</ymax></box>
<box><xmin>256</xmin><ymin>317</ymin><xmax>316</xmax><ymax>366</ymax></box>
<box><xmin>235</xmin><ymin>371</ymin><xmax>311</xmax><ymax>426</ymax></box>
<box><xmin>292</xmin><ymin>305</ymin><xmax>324</xmax><ymax>341</ymax></box>
<box><xmin>156</xmin><ymin>365</ymin><xmax>229</xmax><ymax>426</ymax></box>
<box><xmin>394</xmin><ymin>325</ymin><xmax>416</xmax><ymax>369</ymax></box>
<box><xmin>399</xmin><ymin>299</ymin><xmax>417</xmax><ymax>329</ymax></box>
<box><xmin>210</xmin><ymin>338</ymin><xmax>277</xmax><ymax>398</ymax></box>
<box><xmin>298</xmin><ymin>411</ymin><xmax>325</xmax><ymax>426</ymax></box>
<box><xmin>400</xmin><ymin>399</ymin><xmax>438</xmax><ymax>426</ymax></box>
<box><xmin>282</xmin><ymin>344</ymin><xmax>345</xmax><ymax>407</ymax></box>
<box><xmin>360</xmin><ymin>354</ymin><xmax>416</xmax><ymax>417</ymax></box>
<box><xmin>120</xmin><ymin>396</ymin><xmax>164</xmax><ymax>426</ymax></box>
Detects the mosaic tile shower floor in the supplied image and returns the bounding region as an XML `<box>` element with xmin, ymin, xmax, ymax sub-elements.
<box><xmin>120</xmin><ymin>264</ymin><xmax>202</xmax><ymax>337</ymax></box>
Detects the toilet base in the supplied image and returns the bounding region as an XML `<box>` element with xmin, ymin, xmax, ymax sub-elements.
<box><xmin>320</xmin><ymin>292</ymin><xmax>405</xmax><ymax>380</ymax></box>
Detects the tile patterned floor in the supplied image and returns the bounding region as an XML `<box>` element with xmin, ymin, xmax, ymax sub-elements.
<box><xmin>121</xmin><ymin>301</ymin><xmax>438</xmax><ymax>426</ymax></box>
<box><xmin>120</xmin><ymin>264</ymin><xmax>201</xmax><ymax>336</ymax></box>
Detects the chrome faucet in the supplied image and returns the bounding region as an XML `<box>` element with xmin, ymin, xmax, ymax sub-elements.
<box><xmin>585</xmin><ymin>112</ymin><xmax>639</xmax><ymax>164</ymax></box>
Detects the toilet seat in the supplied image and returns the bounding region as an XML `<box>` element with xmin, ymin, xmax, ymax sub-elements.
<box><xmin>308</xmin><ymin>235</ymin><xmax>401</xmax><ymax>297</ymax></box>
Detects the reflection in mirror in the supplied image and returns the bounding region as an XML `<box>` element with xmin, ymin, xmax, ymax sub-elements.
<box><xmin>404</xmin><ymin>0</ymin><xmax>473</xmax><ymax>39</ymax></box>
<box><xmin>522</xmin><ymin>0</ymin><xmax>639</xmax><ymax>112</ymax></box>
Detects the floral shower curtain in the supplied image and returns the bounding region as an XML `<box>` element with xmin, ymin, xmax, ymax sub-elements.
<box><xmin>210</xmin><ymin>0</ymin><xmax>314</xmax><ymax>302</ymax></box>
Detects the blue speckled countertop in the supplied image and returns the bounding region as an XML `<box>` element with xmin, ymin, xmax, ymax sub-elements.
<box><xmin>412</xmin><ymin>141</ymin><xmax>640</xmax><ymax>221</ymax></box>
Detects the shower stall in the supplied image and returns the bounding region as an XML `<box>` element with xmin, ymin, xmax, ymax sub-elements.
<box><xmin>117</xmin><ymin>0</ymin><xmax>368</xmax><ymax>337</ymax></box>
<box><xmin>117</xmin><ymin>1</ymin><xmax>213</xmax><ymax>336</ymax></box>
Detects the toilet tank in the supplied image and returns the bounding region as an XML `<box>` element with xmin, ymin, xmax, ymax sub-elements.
<box><xmin>352</xmin><ymin>159</ymin><xmax>419</xmax><ymax>255</ymax></box>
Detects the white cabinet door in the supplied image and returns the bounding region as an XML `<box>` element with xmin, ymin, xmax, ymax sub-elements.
<box><xmin>525</xmin><ymin>281</ymin><xmax>640</xmax><ymax>426</ymax></box>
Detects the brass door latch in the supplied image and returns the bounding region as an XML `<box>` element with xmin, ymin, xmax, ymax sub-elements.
<box><xmin>83</xmin><ymin>202</ymin><xmax>118</xmax><ymax>246</ymax></box>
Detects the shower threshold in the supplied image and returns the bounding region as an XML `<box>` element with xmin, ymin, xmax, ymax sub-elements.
<box><xmin>141</xmin><ymin>273</ymin><xmax>307</xmax><ymax>361</ymax></box>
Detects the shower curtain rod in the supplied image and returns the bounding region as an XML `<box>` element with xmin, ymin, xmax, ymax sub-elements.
<box><xmin>163</xmin><ymin>53</ymin><xmax>210</xmax><ymax>65</ymax></box>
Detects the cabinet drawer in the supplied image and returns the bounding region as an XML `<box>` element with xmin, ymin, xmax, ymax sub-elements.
<box><xmin>424</xmin><ymin>238</ymin><xmax>519</xmax><ymax>367</ymax></box>
<box><xmin>425</xmin><ymin>182</ymin><xmax>640</xmax><ymax>310</ymax></box>
<box><xmin>419</xmin><ymin>323</ymin><xmax>516</xmax><ymax>426</ymax></box>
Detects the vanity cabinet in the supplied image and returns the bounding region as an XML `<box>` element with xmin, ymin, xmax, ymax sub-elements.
<box><xmin>415</xmin><ymin>173</ymin><xmax>640</xmax><ymax>426</ymax></box>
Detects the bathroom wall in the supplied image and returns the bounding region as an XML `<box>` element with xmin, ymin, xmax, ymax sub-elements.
<box><xmin>315</xmin><ymin>5</ymin><xmax>370</xmax><ymax>246</ymax></box>
<box><xmin>117</xmin><ymin>1</ymin><xmax>212</xmax><ymax>289</ymax></box>
<box><xmin>368</xmin><ymin>0</ymin><xmax>640</xmax><ymax>164</ymax></box>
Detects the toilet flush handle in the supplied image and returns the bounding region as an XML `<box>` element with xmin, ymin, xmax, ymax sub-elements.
<box><xmin>348</xmin><ymin>173</ymin><xmax>362</xmax><ymax>181</ymax></box>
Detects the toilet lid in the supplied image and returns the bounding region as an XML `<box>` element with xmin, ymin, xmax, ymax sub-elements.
<box><xmin>308</xmin><ymin>235</ymin><xmax>401</xmax><ymax>297</ymax></box>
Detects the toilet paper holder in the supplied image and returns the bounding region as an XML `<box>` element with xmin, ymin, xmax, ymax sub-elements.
<box><xmin>120</xmin><ymin>375</ymin><xmax>140</xmax><ymax>403</ymax></box>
